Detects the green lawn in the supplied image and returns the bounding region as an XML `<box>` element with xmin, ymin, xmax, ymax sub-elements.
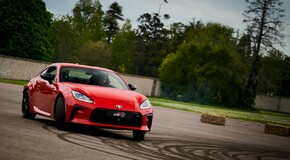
<box><xmin>149</xmin><ymin>97</ymin><xmax>290</xmax><ymax>126</ymax></box>
<box><xmin>0</xmin><ymin>78</ymin><xmax>28</xmax><ymax>85</ymax></box>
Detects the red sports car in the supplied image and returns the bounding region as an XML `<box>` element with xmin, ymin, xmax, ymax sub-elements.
<box><xmin>22</xmin><ymin>63</ymin><xmax>153</xmax><ymax>140</ymax></box>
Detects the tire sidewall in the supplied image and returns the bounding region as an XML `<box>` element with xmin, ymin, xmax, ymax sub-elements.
<box><xmin>55</xmin><ymin>97</ymin><xmax>67</xmax><ymax>130</ymax></box>
<box><xmin>22</xmin><ymin>90</ymin><xmax>35</xmax><ymax>119</ymax></box>
<box><xmin>133</xmin><ymin>131</ymin><xmax>145</xmax><ymax>141</ymax></box>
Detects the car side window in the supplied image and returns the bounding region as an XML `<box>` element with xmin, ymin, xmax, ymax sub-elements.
<box><xmin>107</xmin><ymin>75</ymin><xmax>124</xmax><ymax>89</ymax></box>
<box><xmin>41</xmin><ymin>66</ymin><xmax>57</xmax><ymax>82</ymax></box>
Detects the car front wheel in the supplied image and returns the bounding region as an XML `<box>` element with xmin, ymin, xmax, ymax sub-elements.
<box><xmin>55</xmin><ymin>97</ymin><xmax>67</xmax><ymax>130</ymax></box>
<box><xmin>22</xmin><ymin>90</ymin><xmax>36</xmax><ymax>119</ymax></box>
<box><xmin>133</xmin><ymin>131</ymin><xmax>145</xmax><ymax>141</ymax></box>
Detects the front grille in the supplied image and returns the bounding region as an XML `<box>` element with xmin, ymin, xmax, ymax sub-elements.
<box><xmin>89</xmin><ymin>109</ymin><xmax>142</xmax><ymax>127</ymax></box>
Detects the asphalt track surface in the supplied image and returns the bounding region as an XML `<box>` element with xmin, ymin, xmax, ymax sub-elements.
<box><xmin>0</xmin><ymin>82</ymin><xmax>290</xmax><ymax>160</ymax></box>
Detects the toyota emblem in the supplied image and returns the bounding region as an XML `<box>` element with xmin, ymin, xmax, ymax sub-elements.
<box><xmin>116</xmin><ymin>105</ymin><xmax>122</xmax><ymax>109</ymax></box>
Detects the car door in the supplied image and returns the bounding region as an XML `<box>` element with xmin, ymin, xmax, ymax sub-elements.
<box><xmin>36</xmin><ymin>66</ymin><xmax>57</xmax><ymax>115</ymax></box>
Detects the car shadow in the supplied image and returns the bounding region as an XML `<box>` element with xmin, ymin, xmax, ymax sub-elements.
<box><xmin>34</xmin><ymin>117</ymin><xmax>132</xmax><ymax>141</ymax></box>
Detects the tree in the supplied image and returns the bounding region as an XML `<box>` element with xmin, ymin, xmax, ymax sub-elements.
<box><xmin>184</xmin><ymin>22</ymin><xmax>234</xmax><ymax>46</ymax></box>
<box><xmin>53</xmin><ymin>0</ymin><xmax>105</xmax><ymax>64</ymax></box>
<box><xmin>237</xmin><ymin>33</ymin><xmax>252</xmax><ymax>58</ymax></box>
<box><xmin>73</xmin><ymin>0</ymin><xmax>105</xmax><ymax>42</ymax></box>
<box><xmin>111</xmin><ymin>20</ymin><xmax>136</xmax><ymax>73</ymax></box>
<box><xmin>103</xmin><ymin>2</ymin><xmax>124</xmax><ymax>44</ymax></box>
<box><xmin>167</xmin><ymin>22</ymin><xmax>186</xmax><ymax>52</ymax></box>
<box><xmin>159</xmin><ymin>23</ymin><xmax>250</xmax><ymax>107</ymax></box>
<box><xmin>0</xmin><ymin>0</ymin><xmax>54</xmax><ymax>61</ymax></box>
<box><xmin>243</xmin><ymin>0</ymin><xmax>285</xmax><ymax>99</ymax></box>
<box><xmin>52</xmin><ymin>15</ymin><xmax>81</xmax><ymax>62</ymax></box>
<box><xmin>258</xmin><ymin>50</ymin><xmax>290</xmax><ymax>96</ymax></box>
<box><xmin>53</xmin><ymin>0</ymin><xmax>110</xmax><ymax>67</ymax></box>
<box><xmin>67</xmin><ymin>41</ymin><xmax>111</xmax><ymax>67</ymax></box>
<box><xmin>135</xmin><ymin>13</ymin><xmax>170</xmax><ymax>77</ymax></box>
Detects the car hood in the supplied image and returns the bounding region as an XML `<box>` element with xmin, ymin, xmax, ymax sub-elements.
<box><xmin>63</xmin><ymin>82</ymin><xmax>144</xmax><ymax>103</ymax></box>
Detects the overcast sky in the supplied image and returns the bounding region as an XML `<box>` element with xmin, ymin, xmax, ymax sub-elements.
<box><xmin>44</xmin><ymin>0</ymin><xmax>290</xmax><ymax>55</ymax></box>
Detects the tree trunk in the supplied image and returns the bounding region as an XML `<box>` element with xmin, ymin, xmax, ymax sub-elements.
<box><xmin>246</xmin><ymin>0</ymin><xmax>268</xmax><ymax>96</ymax></box>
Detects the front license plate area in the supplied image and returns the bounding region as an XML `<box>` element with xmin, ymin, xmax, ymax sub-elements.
<box><xmin>89</xmin><ymin>109</ymin><xmax>143</xmax><ymax>126</ymax></box>
<box><xmin>106</xmin><ymin>110</ymin><xmax>133</xmax><ymax>119</ymax></box>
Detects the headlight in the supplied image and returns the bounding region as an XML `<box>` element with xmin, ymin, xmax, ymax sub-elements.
<box><xmin>140</xmin><ymin>99</ymin><xmax>151</xmax><ymax>109</ymax></box>
<box><xmin>72</xmin><ymin>91</ymin><xmax>93</xmax><ymax>103</ymax></box>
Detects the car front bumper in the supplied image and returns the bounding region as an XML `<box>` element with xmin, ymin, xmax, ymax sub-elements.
<box><xmin>64</xmin><ymin>98</ymin><xmax>153</xmax><ymax>132</ymax></box>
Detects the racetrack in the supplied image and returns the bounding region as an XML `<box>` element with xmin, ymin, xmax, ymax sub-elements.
<box><xmin>1</xmin><ymin>82</ymin><xmax>290</xmax><ymax>160</ymax></box>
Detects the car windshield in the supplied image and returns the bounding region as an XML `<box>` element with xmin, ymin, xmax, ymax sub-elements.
<box><xmin>60</xmin><ymin>66</ymin><xmax>128</xmax><ymax>90</ymax></box>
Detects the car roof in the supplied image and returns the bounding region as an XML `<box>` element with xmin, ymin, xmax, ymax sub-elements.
<box><xmin>51</xmin><ymin>63</ymin><xmax>114</xmax><ymax>73</ymax></box>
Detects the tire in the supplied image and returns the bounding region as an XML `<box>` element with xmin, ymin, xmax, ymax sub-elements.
<box><xmin>22</xmin><ymin>90</ymin><xmax>36</xmax><ymax>119</ymax></box>
<box><xmin>55</xmin><ymin>97</ymin><xmax>67</xmax><ymax>130</ymax></box>
<box><xmin>133</xmin><ymin>131</ymin><xmax>145</xmax><ymax>141</ymax></box>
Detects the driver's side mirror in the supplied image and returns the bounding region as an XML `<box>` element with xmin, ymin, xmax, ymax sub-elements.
<box><xmin>128</xmin><ymin>84</ymin><xmax>137</xmax><ymax>91</ymax></box>
<box><xmin>40</xmin><ymin>73</ymin><xmax>54</xmax><ymax>83</ymax></box>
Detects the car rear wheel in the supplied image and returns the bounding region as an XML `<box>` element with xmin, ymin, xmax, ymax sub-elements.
<box><xmin>133</xmin><ymin>131</ymin><xmax>145</xmax><ymax>141</ymax></box>
<box><xmin>22</xmin><ymin>90</ymin><xmax>36</xmax><ymax>119</ymax></box>
<box><xmin>55</xmin><ymin>97</ymin><xmax>67</xmax><ymax>130</ymax></box>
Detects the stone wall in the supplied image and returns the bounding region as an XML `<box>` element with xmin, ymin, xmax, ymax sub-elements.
<box><xmin>121</xmin><ymin>73</ymin><xmax>160</xmax><ymax>97</ymax></box>
<box><xmin>0</xmin><ymin>55</ymin><xmax>49</xmax><ymax>80</ymax></box>
<box><xmin>255</xmin><ymin>95</ymin><xmax>290</xmax><ymax>113</ymax></box>
<box><xmin>0</xmin><ymin>55</ymin><xmax>161</xmax><ymax>96</ymax></box>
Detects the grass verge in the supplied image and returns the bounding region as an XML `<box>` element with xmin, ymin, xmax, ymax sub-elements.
<box><xmin>0</xmin><ymin>78</ymin><xmax>28</xmax><ymax>85</ymax></box>
<box><xmin>149</xmin><ymin>97</ymin><xmax>290</xmax><ymax>126</ymax></box>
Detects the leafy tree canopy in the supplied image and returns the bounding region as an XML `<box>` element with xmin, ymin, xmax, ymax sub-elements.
<box><xmin>73</xmin><ymin>0</ymin><xmax>105</xmax><ymax>42</ymax></box>
<box><xmin>134</xmin><ymin>13</ymin><xmax>170</xmax><ymax>77</ymax></box>
<box><xmin>159</xmin><ymin>23</ymin><xmax>250</xmax><ymax>107</ymax></box>
<box><xmin>111</xmin><ymin>20</ymin><xmax>136</xmax><ymax>73</ymax></box>
<box><xmin>0</xmin><ymin>0</ymin><xmax>54</xmax><ymax>61</ymax></box>
<box><xmin>104</xmin><ymin>2</ymin><xmax>124</xmax><ymax>44</ymax></box>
